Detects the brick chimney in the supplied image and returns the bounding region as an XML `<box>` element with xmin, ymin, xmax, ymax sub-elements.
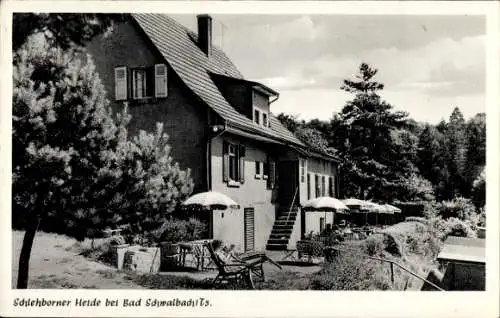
<box><xmin>197</xmin><ymin>14</ymin><xmax>212</xmax><ymax>57</ymax></box>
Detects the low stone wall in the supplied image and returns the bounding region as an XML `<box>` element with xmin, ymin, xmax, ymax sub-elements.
<box><xmin>111</xmin><ymin>244</ymin><xmax>130</xmax><ymax>270</ymax></box>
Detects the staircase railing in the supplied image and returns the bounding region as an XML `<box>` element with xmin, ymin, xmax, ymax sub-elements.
<box><xmin>286</xmin><ymin>186</ymin><xmax>299</xmax><ymax>222</ymax></box>
<box><xmin>331</xmin><ymin>246</ymin><xmax>445</xmax><ymax>291</ymax></box>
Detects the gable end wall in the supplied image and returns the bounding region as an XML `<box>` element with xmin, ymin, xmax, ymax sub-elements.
<box><xmin>86</xmin><ymin>20</ymin><xmax>209</xmax><ymax>192</ymax></box>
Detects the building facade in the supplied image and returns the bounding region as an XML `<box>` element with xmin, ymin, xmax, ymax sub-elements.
<box><xmin>86</xmin><ymin>13</ymin><xmax>340</xmax><ymax>252</ymax></box>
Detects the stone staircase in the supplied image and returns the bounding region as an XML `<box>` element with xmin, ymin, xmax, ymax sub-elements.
<box><xmin>265</xmin><ymin>206</ymin><xmax>299</xmax><ymax>251</ymax></box>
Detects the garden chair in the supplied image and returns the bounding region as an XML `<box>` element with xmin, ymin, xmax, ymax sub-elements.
<box><xmin>205</xmin><ymin>242</ymin><xmax>259</xmax><ymax>289</ymax></box>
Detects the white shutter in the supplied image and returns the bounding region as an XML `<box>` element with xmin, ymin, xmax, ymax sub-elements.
<box><xmin>114</xmin><ymin>66</ymin><xmax>127</xmax><ymax>101</ymax></box>
<box><xmin>155</xmin><ymin>64</ymin><xmax>168</xmax><ymax>97</ymax></box>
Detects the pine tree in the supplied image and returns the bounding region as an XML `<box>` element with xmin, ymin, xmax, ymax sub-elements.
<box><xmin>12</xmin><ymin>32</ymin><xmax>194</xmax><ymax>288</ymax></box>
<box><xmin>465</xmin><ymin>113</ymin><xmax>486</xmax><ymax>193</ymax></box>
<box><xmin>446</xmin><ymin>107</ymin><xmax>469</xmax><ymax>197</ymax></box>
<box><xmin>335</xmin><ymin>63</ymin><xmax>411</xmax><ymax>201</ymax></box>
<box><xmin>13</xmin><ymin>13</ymin><xmax>125</xmax><ymax>51</ymax></box>
<box><xmin>416</xmin><ymin>124</ymin><xmax>450</xmax><ymax>199</ymax></box>
<box><xmin>106</xmin><ymin>122</ymin><xmax>194</xmax><ymax>241</ymax></box>
<box><xmin>13</xmin><ymin>33</ymin><xmax>124</xmax><ymax>288</ymax></box>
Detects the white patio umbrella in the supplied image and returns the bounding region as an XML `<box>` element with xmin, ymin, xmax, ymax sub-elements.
<box><xmin>302</xmin><ymin>197</ymin><xmax>350</xmax><ymax>213</ymax></box>
<box><xmin>342</xmin><ymin>198</ymin><xmax>378</xmax><ymax>225</ymax></box>
<box><xmin>381</xmin><ymin>204</ymin><xmax>397</xmax><ymax>214</ymax></box>
<box><xmin>303</xmin><ymin>197</ymin><xmax>350</xmax><ymax>228</ymax></box>
<box><xmin>182</xmin><ymin>191</ymin><xmax>240</xmax><ymax>210</ymax></box>
<box><xmin>384</xmin><ymin>204</ymin><xmax>402</xmax><ymax>213</ymax></box>
<box><xmin>365</xmin><ymin>201</ymin><xmax>386</xmax><ymax>225</ymax></box>
<box><xmin>342</xmin><ymin>198</ymin><xmax>377</xmax><ymax>212</ymax></box>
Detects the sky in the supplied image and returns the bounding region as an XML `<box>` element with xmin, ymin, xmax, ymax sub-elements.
<box><xmin>173</xmin><ymin>14</ymin><xmax>486</xmax><ymax>124</ymax></box>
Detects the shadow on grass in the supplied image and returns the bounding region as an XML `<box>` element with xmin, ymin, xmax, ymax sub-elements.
<box><xmin>130</xmin><ymin>273</ymin><xmax>214</xmax><ymax>290</ymax></box>
<box><xmin>277</xmin><ymin>261</ymin><xmax>322</xmax><ymax>267</ymax></box>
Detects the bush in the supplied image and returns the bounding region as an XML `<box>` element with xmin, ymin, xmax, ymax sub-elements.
<box><xmin>310</xmin><ymin>252</ymin><xmax>391</xmax><ymax>290</ymax></box>
<box><xmin>405</xmin><ymin>216</ymin><xmax>429</xmax><ymax>225</ymax></box>
<box><xmin>153</xmin><ymin>217</ymin><xmax>207</xmax><ymax>244</ymax></box>
<box><xmin>72</xmin><ymin>237</ymin><xmax>115</xmax><ymax>265</ymax></box>
<box><xmin>429</xmin><ymin>217</ymin><xmax>477</xmax><ymax>241</ymax></box>
<box><xmin>363</xmin><ymin>235</ymin><xmax>385</xmax><ymax>256</ymax></box>
<box><xmin>477</xmin><ymin>208</ymin><xmax>486</xmax><ymax>227</ymax></box>
<box><xmin>363</xmin><ymin>233</ymin><xmax>403</xmax><ymax>257</ymax></box>
<box><xmin>436</xmin><ymin>197</ymin><xmax>476</xmax><ymax>221</ymax></box>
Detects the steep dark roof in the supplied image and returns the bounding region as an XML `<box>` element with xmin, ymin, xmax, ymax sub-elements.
<box><xmin>132</xmin><ymin>14</ymin><xmax>305</xmax><ymax>147</ymax></box>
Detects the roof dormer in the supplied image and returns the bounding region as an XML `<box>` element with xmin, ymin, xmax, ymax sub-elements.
<box><xmin>210</xmin><ymin>72</ymin><xmax>279</xmax><ymax>128</ymax></box>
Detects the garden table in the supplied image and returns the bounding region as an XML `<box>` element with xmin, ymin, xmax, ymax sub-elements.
<box><xmin>178</xmin><ymin>239</ymin><xmax>214</xmax><ymax>270</ymax></box>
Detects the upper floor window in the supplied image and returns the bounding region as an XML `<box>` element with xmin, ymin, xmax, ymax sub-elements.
<box><xmin>114</xmin><ymin>64</ymin><xmax>168</xmax><ymax>101</ymax></box>
<box><xmin>253</xmin><ymin>106</ymin><xmax>269</xmax><ymax>128</ymax></box>
<box><xmin>254</xmin><ymin>109</ymin><xmax>260</xmax><ymax>125</ymax></box>
<box><xmin>300</xmin><ymin>159</ymin><xmax>306</xmax><ymax>183</ymax></box>
<box><xmin>132</xmin><ymin>68</ymin><xmax>153</xmax><ymax>99</ymax></box>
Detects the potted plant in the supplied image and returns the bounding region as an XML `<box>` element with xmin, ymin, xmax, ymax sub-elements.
<box><xmin>109</xmin><ymin>234</ymin><xmax>129</xmax><ymax>270</ymax></box>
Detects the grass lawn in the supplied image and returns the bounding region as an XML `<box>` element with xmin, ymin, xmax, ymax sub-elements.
<box><xmin>11</xmin><ymin>231</ymin><xmax>322</xmax><ymax>289</ymax></box>
<box><xmin>12</xmin><ymin>222</ymin><xmax>443</xmax><ymax>290</ymax></box>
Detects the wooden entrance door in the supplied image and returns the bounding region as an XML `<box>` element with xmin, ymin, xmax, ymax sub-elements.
<box><xmin>278</xmin><ymin>160</ymin><xmax>299</xmax><ymax>206</ymax></box>
<box><xmin>244</xmin><ymin>207</ymin><xmax>255</xmax><ymax>252</ymax></box>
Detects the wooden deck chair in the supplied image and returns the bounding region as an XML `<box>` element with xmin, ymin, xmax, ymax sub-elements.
<box><xmin>205</xmin><ymin>242</ymin><xmax>255</xmax><ymax>289</ymax></box>
<box><xmin>239</xmin><ymin>253</ymin><xmax>267</xmax><ymax>283</ymax></box>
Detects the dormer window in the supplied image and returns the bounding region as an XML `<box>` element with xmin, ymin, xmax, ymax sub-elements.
<box><xmin>253</xmin><ymin>106</ymin><xmax>269</xmax><ymax>127</ymax></box>
<box><xmin>254</xmin><ymin>109</ymin><xmax>260</xmax><ymax>125</ymax></box>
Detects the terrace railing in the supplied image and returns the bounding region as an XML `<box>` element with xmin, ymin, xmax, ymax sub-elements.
<box><xmin>330</xmin><ymin>246</ymin><xmax>445</xmax><ymax>291</ymax></box>
<box><xmin>286</xmin><ymin>186</ymin><xmax>299</xmax><ymax>222</ymax></box>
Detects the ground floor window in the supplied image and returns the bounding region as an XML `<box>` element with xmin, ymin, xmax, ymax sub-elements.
<box><xmin>329</xmin><ymin>176</ymin><xmax>334</xmax><ymax>197</ymax></box>
<box><xmin>223</xmin><ymin>142</ymin><xmax>245</xmax><ymax>184</ymax></box>
<box><xmin>321</xmin><ymin>176</ymin><xmax>326</xmax><ymax>196</ymax></box>
<box><xmin>307</xmin><ymin>173</ymin><xmax>311</xmax><ymax>199</ymax></box>
<box><xmin>315</xmin><ymin>174</ymin><xmax>320</xmax><ymax>198</ymax></box>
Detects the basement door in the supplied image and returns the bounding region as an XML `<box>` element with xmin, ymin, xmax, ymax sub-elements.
<box><xmin>244</xmin><ymin>207</ymin><xmax>255</xmax><ymax>252</ymax></box>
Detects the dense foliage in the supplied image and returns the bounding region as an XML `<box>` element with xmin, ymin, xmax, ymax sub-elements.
<box><xmin>12</xmin><ymin>14</ymin><xmax>193</xmax><ymax>288</ymax></box>
<box><xmin>277</xmin><ymin>63</ymin><xmax>486</xmax><ymax>208</ymax></box>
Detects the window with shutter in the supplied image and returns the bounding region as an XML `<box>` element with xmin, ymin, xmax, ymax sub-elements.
<box><xmin>239</xmin><ymin>145</ymin><xmax>245</xmax><ymax>184</ymax></box>
<box><xmin>315</xmin><ymin>174</ymin><xmax>320</xmax><ymax>198</ymax></box>
<box><xmin>322</xmin><ymin>176</ymin><xmax>326</xmax><ymax>196</ymax></box>
<box><xmin>224</xmin><ymin>142</ymin><xmax>245</xmax><ymax>185</ymax></box>
<box><xmin>155</xmin><ymin>64</ymin><xmax>168</xmax><ymax>97</ymax></box>
<box><xmin>254</xmin><ymin>109</ymin><xmax>260</xmax><ymax>125</ymax></box>
<box><xmin>269</xmin><ymin>160</ymin><xmax>276</xmax><ymax>189</ymax></box>
<box><xmin>255</xmin><ymin>161</ymin><xmax>261</xmax><ymax>179</ymax></box>
<box><xmin>114</xmin><ymin>66</ymin><xmax>127</xmax><ymax>100</ymax></box>
<box><xmin>307</xmin><ymin>173</ymin><xmax>311</xmax><ymax>199</ymax></box>
<box><xmin>132</xmin><ymin>68</ymin><xmax>154</xmax><ymax>99</ymax></box>
<box><xmin>263</xmin><ymin>161</ymin><xmax>269</xmax><ymax>180</ymax></box>
<box><xmin>300</xmin><ymin>159</ymin><xmax>306</xmax><ymax>183</ymax></box>
<box><xmin>329</xmin><ymin>176</ymin><xmax>334</xmax><ymax>197</ymax></box>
